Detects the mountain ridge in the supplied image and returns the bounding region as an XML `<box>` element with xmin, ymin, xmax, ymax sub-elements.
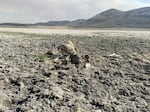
<box><xmin>0</xmin><ymin>7</ymin><xmax>150</xmax><ymax>28</ymax></box>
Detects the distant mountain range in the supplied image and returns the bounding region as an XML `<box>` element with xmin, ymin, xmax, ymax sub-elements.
<box><xmin>1</xmin><ymin>7</ymin><xmax>150</xmax><ymax>28</ymax></box>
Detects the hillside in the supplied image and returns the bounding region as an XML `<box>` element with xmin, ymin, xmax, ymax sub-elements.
<box><xmin>69</xmin><ymin>7</ymin><xmax>150</xmax><ymax>28</ymax></box>
<box><xmin>0</xmin><ymin>7</ymin><xmax>150</xmax><ymax>28</ymax></box>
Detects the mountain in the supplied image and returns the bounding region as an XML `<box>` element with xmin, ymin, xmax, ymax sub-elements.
<box><xmin>35</xmin><ymin>20</ymin><xmax>70</xmax><ymax>26</ymax></box>
<box><xmin>119</xmin><ymin>7</ymin><xmax>150</xmax><ymax>28</ymax></box>
<box><xmin>0</xmin><ymin>7</ymin><xmax>150</xmax><ymax>28</ymax></box>
<box><xmin>69</xmin><ymin>7</ymin><xmax>150</xmax><ymax>28</ymax></box>
<box><xmin>0</xmin><ymin>23</ymin><xmax>32</xmax><ymax>26</ymax></box>
<box><xmin>70</xmin><ymin>8</ymin><xmax>125</xmax><ymax>27</ymax></box>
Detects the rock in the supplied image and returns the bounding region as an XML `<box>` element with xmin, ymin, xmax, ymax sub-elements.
<box><xmin>47</xmin><ymin>47</ymin><xmax>58</xmax><ymax>55</ymax></box>
<box><xmin>76</xmin><ymin>108</ymin><xmax>84</xmax><ymax>112</ymax></box>
<box><xmin>51</xmin><ymin>86</ymin><xmax>64</xmax><ymax>100</ymax></box>
<box><xmin>16</xmin><ymin>107</ymin><xmax>26</xmax><ymax>112</ymax></box>
<box><xmin>43</xmin><ymin>71</ymin><xmax>51</xmax><ymax>77</ymax></box>
<box><xmin>20</xmin><ymin>81</ymin><xmax>25</xmax><ymax>89</ymax></box>
<box><xmin>0</xmin><ymin>91</ymin><xmax>11</xmax><ymax>108</ymax></box>
<box><xmin>83</xmin><ymin>55</ymin><xmax>90</xmax><ymax>62</ymax></box>
<box><xmin>135</xmin><ymin>97</ymin><xmax>148</xmax><ymax>108</ymax></box>
<box><xmin>58</xmin><ymin>40</ymin><xmax>76</xmax><ymax>55</ymax></box>
<box><xmin>118</xmin><ymin>89</ymin><xmax>131</xmax><ymax>96</ymax></box>
<box><xmin>84</xmin><ymin>63</ymin><xmax>91</xmax><ymax>69</ymax></box>
<box><xmin>95</xmin><ymin>110</ymin><xmax>102</xmax><ymax>112</ymax></box>
<box><xmin>70</xmin><ymin>54</ymin><xmax>80</xmax><ymax>67</ymax></box>
<box><xmin>143</xmin><ymin>81</ymin><xmax>150</xmax><ymax>86</ymax></box>
<box><xmin>53</xmin><ymin>57</ymin><xmax>59</xmax><ymax>63</ymax></box>
<box><xmin>2</xmin><ymin>99</ymin><xmax>11</xmax><ymax>108</ymax></box>
<box><xmin>108</xmin><ymin>53</ymin><xmax>121</xmax><ymax>58</ymax></box>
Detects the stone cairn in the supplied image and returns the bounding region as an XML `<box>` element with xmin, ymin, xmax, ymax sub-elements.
<box><xmin>47</xmin><ymin>40</ymin><xmax>90</xmax><ymax>69</ymax></box>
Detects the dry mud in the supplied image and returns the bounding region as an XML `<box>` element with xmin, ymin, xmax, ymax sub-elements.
<box><xmin>0</xmin><ymin>30</ymin><xmax>150</xmax><ymax>112</ymax></box>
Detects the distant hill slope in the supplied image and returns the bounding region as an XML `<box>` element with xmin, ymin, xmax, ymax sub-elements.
<box><xmin>0</xmin><ymin>7</ymin><xmax>150</xmax><ymax>28</ymax></box>
<box><xmin>69</xmin><ymin>7</ymin><xmax>150</xmax><ymax>28</ymax></box>
<box><xmin>35</xmin><ymin>21</ymin><xmax>70</xmax><ymax>26</ymax></box>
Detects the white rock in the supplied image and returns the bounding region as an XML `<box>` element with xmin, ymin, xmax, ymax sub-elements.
<box><xmin>52</xmin><ymin>86</ymin><xmax>64</xmax><ymax>100</ymax></box>
<box><xmin>58</xmin><ymin>40</ymin><xmax>76</xmax><ymax>55</ymax></box>
<box><xmin>85</xmin><ymin>63</ymin><xmax>91</xmax><ymax>69</ymax></box>
<box><xmin>108</xmin><ymin>53</ymin><xmax>121</xmax><ymax>58</ymax></box>
<box><xmin>95</xmin><ymin>110</ymin><xmax>102</xmax><ymax>112</ymax></box>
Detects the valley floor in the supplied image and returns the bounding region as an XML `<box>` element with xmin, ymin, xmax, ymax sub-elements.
<box><xmin>0</xmin><ymin>29</ymin><xmax>150</xmax><ymax>112</ymax></box>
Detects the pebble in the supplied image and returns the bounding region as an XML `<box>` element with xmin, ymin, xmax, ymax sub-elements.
<box><xmin>135</xmin><ymin>97</ymin><xmax>148</xmax><ymax>108</ymax></box>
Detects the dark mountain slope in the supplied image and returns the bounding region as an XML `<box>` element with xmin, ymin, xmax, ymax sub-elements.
<box><xmin>0</xmin><ymin>7</ymin><xmax>150</xmax><ymax>28</ymax></box>
<box><xmin>70</xmin><ymin>7</ymin><xmax>150</xmax><ymax>28</ymax></box>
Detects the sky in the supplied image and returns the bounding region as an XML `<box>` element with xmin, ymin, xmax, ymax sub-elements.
<box><xmin>0</xmin><ymin>0</ymin><xmax>150</xmax><ymax>23</ymax></box>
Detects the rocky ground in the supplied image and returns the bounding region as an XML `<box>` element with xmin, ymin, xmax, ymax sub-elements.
<box><xmin>0</xmin><ymin>31</ymin><xmax>150</xmax><ymax>112</ymax></box>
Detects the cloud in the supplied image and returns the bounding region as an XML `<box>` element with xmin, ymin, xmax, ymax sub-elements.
<box><xmin>0</xmin><ymin>0</ymin><xmax>149</xmax><ymax>23</ymax></box>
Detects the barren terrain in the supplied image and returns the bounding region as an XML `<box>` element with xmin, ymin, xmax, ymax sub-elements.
<box><xmin>0</xmin><ymin>29</ymin><xmax>150</xmax><ymax>112</ymax></box>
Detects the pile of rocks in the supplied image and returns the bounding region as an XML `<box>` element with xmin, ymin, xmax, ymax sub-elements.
<box><xmin>46</xmin><ymin>40</ymin><xmax>91</xmax><ymax>69</ymax></box>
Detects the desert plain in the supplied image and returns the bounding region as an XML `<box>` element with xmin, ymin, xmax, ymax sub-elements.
<box><xmin>0</xmin><ymin>28</ymin><xmax>150</xmax><ymax>112</ymax></box>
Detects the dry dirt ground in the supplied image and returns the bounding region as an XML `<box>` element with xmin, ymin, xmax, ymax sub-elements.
<box><xmin>0</xmin><ymin>29</ymin><xmax>150</xmax><ymax>112</ymax></box>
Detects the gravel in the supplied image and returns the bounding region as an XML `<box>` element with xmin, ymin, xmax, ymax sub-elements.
<box><xmin>0</xmin><ymin>31</ymin><xmax>150</xmax><ymax>112</ymax></box>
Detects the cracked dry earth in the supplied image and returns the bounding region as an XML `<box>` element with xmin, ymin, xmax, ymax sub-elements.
<box><xmin>0</xmin><ymin>31</ymin><xmax>150</xmax><ymax>112</ymax></box>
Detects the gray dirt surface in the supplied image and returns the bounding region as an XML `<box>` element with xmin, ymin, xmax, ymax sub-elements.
<box><xmin>0</xmin><ymin>31</ymin><xmax>150</xmax><ymax>112</ymax></box>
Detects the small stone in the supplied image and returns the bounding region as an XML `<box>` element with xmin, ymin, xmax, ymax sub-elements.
<box><xmin>108</xmin><ymin>53</ymin><xmax>121</xmax><ymax>58</ymax></box>
<box><xmin>135</xmin><ymin>97</ymin><xmax>148</xmax><ymax>108</ymax></box>
<box><xmin>20</xmin><ymin>82</ymin><xmax>25</xmax><ymax>89</ymax></box>
<box><xmin>2</xmin><ymin>99</ymin><xmax>11</xmax><ymax>107</ymax></box>
<box><xmin>83</xmin><ymin>55</ymin><xmax>90</xmax><ymax>62</ymax></box>
<box><xmin>95</xmin><ymin>110</ymin><xmax>102</xmax><ymax>112</ymax></box>
<box><xmin>51</xmin><ymin>86</ymin><xmax>64</xmax><ymax>100</ymax></box>
<box><xmin>53</xmin><ymin>57</ymin><xmax>59</xmax><ymax>63</ymax></box>
<box><xmin>118</xmin><ymin>89</ymin><xmax>130</xmax><ymax>96</ymax></box>
<box><xmin>43</xmin><ymin>71</ymin><xmax>51</xmax><ymax>77</ymax></box>
<box><xmin>16</xmin><ymin>107</ymin><xmax>25</xmax><ymax>112</ymax></box>
<box><xmin>47</xmin><ymin>47</ymin><xmax>58</xmax><ymax>55</ymax></box>
<box><xmin>85</xmin><ymin>63</ymin><xmax>91</xmax><ymax>69</ymax></box>
<box><xmin>0</xmin><ymin>91</ymin><xmax>11</xmax><ymax>107</ymax></box>
<box><xmin>70</xmin><ymin>54</ymin><xmax>80</xmax><ymax>65</ymax></box>
<box><xmin>76</xmin><ymin>108</ymin><xmax>84</xmax><ymax>112</ymax></box>
<box><xmin>143</xmin><ymin>81</ymin><xmax>150</xmax><ymax>86</ymax></box>
<box><xmin>43</xmin><ymin>89</ymin><xmax>50</xmax><ymax>95</ymax></box>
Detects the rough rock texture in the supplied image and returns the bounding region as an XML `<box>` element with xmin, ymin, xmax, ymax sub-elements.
<box><xmin>0</xmin><ymin>31</ymin><xmax>150</xmax><ymax>112</ymax></box>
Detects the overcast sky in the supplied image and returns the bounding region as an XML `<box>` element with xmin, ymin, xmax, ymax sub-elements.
<box><xmin>0</xmin><ymin>0</ymin><xmax>150</xmax><ymax>23</ymax></box>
